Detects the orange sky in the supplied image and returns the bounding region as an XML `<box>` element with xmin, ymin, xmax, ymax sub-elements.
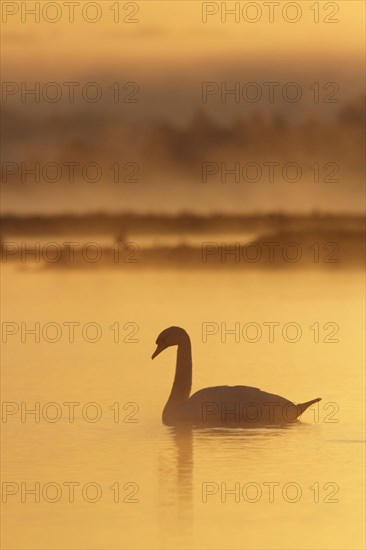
<box><xmin>2</xmin><ymin>0</ymin><xmax>365</xmax><ymax>77</ymax></box>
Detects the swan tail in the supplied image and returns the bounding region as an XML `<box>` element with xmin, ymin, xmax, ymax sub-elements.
<box><xmin>296</xmin><ymin>397</ymin><xmax>322</xmax><ymax>417</ymax></box>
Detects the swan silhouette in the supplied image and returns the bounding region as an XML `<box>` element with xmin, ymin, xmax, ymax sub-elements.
<box><xmin>152</xmin><ymin>326</ymin><xmax>321</xmax><ymax>427</ymax></box>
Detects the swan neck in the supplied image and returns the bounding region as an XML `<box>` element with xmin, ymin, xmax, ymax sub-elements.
<box><xmin>163</xmin><ymin>338</ymin><xmax>192</xmax><ymax>424</ymax></box>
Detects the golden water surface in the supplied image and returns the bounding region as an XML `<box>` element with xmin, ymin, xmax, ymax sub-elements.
<box><xmin>1</xmin><ymin>266</ymin><xmax>365</xmax><ymax>549</ymax></box>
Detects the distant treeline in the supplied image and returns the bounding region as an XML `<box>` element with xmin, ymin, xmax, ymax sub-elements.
<box><xmin>2</xmin><ymin>95</ymin><xmax>365</xmax><ymax>181</ymax></box>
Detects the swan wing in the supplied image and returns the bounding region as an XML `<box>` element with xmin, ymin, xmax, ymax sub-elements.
<box><xmin>189</xmin><ymin>385</ymin><xmax>261</xmax><ymax>402</ymax></box>
<box><xmin>179</xmin><ymin>385</ymin><xmax>295</xmax><ymax>425</ymax></box>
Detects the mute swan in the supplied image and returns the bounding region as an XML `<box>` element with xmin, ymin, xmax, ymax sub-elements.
<box><xmin>152</xmin><ymin>326</ymin><xmax>321</xmax><ymax>427</ymax></box>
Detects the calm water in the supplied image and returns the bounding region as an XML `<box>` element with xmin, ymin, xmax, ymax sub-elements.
<box><xmin>1</xmin><ymin>266</ymin><xmax>365</xmax><ymax>549</ymax></box>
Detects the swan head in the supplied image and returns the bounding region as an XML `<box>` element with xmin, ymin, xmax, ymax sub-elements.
<box><xmin>151</xmin><ymin>326</ymin><xmax>189</xmax><ymax>359</ymax></box>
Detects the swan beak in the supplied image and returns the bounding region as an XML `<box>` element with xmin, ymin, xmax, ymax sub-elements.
<box><xmin>152</xmin><ymin>344</ymin><xmax>166</xmax><ymax>359</ymax></box>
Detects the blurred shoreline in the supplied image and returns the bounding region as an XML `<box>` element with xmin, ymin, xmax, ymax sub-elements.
<box><xmin>1</xmin><ymin>213</ymin><xmax>364</xmax><ymax>270</ymax></box>
<box><xmin>2</xmin><ymin>212</ymin><xmax>364</xmax><ymax>235</ymax></box>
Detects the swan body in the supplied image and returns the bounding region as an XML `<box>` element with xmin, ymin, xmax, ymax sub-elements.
<box><xmin>152</xmin><ymin>326</ymin><xmax>321</xmax><ymax>427</ymax></box>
